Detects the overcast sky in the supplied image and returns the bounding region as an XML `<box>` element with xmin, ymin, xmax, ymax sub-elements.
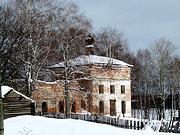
<box><xmin>74</xmin><ymin>0</ymin><xmax>180</xmax><ymax>55</ymax></box>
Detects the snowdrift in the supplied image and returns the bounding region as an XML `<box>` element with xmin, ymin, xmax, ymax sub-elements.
<box><xmin>4</xmin><ymin>115</ymin><xmax>178</xmax><ymax>135</ymax></box>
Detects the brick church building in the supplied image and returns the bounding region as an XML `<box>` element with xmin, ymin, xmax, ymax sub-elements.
<box><xmin>32</xmin><ymin>37</ymin><xmax>133</xmax><ymax>117</ymax></box>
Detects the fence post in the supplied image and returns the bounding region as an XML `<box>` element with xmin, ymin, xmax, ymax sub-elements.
<box><xmin>130</xmin><ymin>120</ymin><xmax>132</xmax><ymax>129</ymax></box>
<box><xmin>141</xmin><ymin>121</ymin><xmax>144</xmax><ymax>129</ymax></box>
<box><xmin>134</xmin><ymin>121</ymin><xmax>136</xmax><ymax>130</ymax></box>
<box><xmin>137</xmin><ymin>121</ymin><xmax>140</xmax><ymax>130</ymax></box>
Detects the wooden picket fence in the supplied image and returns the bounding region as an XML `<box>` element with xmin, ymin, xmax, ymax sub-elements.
<box><xmin>37</xmin><ymin>112</ymin><xmax>146</xmax><ymax>130</ymax></box>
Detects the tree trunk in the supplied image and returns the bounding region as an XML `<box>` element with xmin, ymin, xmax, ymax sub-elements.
<box><xmin>0</xmin><ymin>86</ymin><xmax>4</xmax><ymax>135</ymax></box>
<box><xmin>64</xmin><ymin>48</ymin><xmax>70</xmax><ymax>117</ymax></box>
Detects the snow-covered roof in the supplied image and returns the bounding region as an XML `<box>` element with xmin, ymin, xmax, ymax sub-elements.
<box><xmin>50</xmin><ymin>55</ymin><xmax>133</xmax><ymax>68</ymax></box>
<box><xmin>1</xmin><ymin>86</ymin><xmax>34</xmax><ymax>102</ymax></box>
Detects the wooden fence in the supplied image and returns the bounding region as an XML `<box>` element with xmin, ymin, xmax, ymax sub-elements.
<box><xmin>35</xmin><ymin>112</ymin><xmax>180</xmax><ymax>133</ymax></box>
<box><xmin>37</xmin><ymin>112</ymin><xmax>146</xmax><ymax>130</ymax></box>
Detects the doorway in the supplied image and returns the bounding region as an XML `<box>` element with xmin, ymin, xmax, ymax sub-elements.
<box><xmin>110</xmin><ymin>100</ymin><xmax>116</xmax><ymax>116</ymax></box>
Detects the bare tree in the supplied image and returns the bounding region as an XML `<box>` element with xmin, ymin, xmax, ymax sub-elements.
<box><xmin>47</xmin><ymin>0</ymin><xmax>92</xmax><ymax>65</ymax></box>
<box><xmin>0</xmin><ymin>4</ymin><xmax>29</xmax><ymax>86</ymax></box>
<box><xmin>0</xmin><ymin>0</ymin><xmax>58</xmax><ymax>95</ymax></box>
<box><xmin>0</xmin><ymin>5</ymin><xmax>29</xmax><ymax>134</ymax></box>
<box><xmin>151</xmin><ymin>38</ymin><xmax>176</xmax><ymax>119</ymax></box>
<box><xmin>27</xmin><ymin>0</ymin><xmax>92</xmax><ymax>116</ymax></box>
<box><xmin>95</xmin><ymin>27</ymin><xmax>128</xmax><ymax>60</ymax></box>
<box><xmin>8</xmin><ymin>0</ymin><xmax>57</xmax><ymax>95</ymax></box>
<box><xmin>168</xmin><ymin>57</ymin><xmax>180</xmax><ymax>118</ymax></box>
<box><xmin>136</xmin><ymin>49</ymin><xmax>154</xmax><ymax>119</ymax></box>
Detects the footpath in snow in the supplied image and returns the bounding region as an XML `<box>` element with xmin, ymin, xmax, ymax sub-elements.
<box><xmin>4</xmin><ymin>115</ymin><xmax>179</xmax><ymax>135</ymax></box>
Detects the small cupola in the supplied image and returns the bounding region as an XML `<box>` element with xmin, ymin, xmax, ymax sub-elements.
<box><xmin>85</xmin><ymin>34</ymin><xmax>95</xmax><ymax>55</ymax></box>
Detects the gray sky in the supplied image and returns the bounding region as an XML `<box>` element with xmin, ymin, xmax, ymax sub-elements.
<box><xmin>74</xmin><ymin>0</ymin><xmax>180</xmax><ymax>55</ymax></box>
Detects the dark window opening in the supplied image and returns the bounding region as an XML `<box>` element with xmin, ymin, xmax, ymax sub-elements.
<box><xmin>19</xmin><ymin>95</ymin><xmax>23</xmax><ymax>100</ymax></box>
<box><xmin>110</xmin><ymin>85</ymin><xmax>115</xmax><ymax>94</ymax></box>
<box><xmin>99</xmin><ymin>101</ymin><xmax>104</xmax><ymax>114</ymax></box>
<box><xmin>99</xmin><ymin>85</ymin><xmax>104</xmax><ymax>94</ymax></box>
<box><xmin>110</xmin><ymin>100</ymin><xmax>116</xmax><ymax>116</ymax></box>
<box><xmin>71</xmin><ymin>101</ymin><xmax>76</xmax><ymax>113</ymax></box>
<box><xmin>42</xmin><ymin>101</ymin><xmax>48</xmax><ymax>114</ymax></box>
<box><xmin>59</xmin><ymin>101</ymin><xmax>64</xmax><ymax>113</ymax></box>
<box><xmin>121</xmin><ymin>85</ymin><xmax>125</xmax><ymax>94</ymax></box>
<box><xmin>121</xmin><ymin>101</ymin><xmax>126</xmax><ymax>117</ymax></box>
<box><xmin>81</xmin><ymin>100</ymin><xmax>86</xmax><ymax>110</ymax></box>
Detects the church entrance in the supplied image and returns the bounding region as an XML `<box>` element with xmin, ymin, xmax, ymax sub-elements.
<box><xmin>110</xmin><ymin>100</ymin><xmax>116</xmax><ymax>116</ymax></box>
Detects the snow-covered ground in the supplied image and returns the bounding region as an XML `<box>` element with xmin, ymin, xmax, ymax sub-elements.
<box><xmin>4</xmin><ymin>115</ymin><xmax>178</xmax><ymax>135</ymax></box>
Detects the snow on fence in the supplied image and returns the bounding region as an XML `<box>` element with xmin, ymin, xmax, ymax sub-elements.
<box><xmin>37</xmin><ymin>112</ymin><xmax>146</xmax><ymax>130</ymax></box>
<box><xmin>132</xmin><ymin>109</ymin><xmax>179</xmax><ymax>120</ymax></box>
<box><xmin>35</xmin><ymin>112</ymin><xmax>180</xmax><ymax>133</ymax></box>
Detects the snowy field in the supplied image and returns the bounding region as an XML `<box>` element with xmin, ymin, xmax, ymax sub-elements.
<box><xmin>4</xmin><ymin>115</ymin><xmax>178</xmax><ymax>135</ymax></box>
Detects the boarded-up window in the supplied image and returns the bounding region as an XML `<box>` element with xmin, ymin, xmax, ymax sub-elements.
<box><xmin>59</xmin><ymin>101</ymin><xmax>64</xmax><ymax>113</ymax></box>
<box><xmin>71</xmin><ymin>101</ymin><xmax>76</xmax><ymax>113</ymax></box>
<box><xmin>121</xmin><ymin>85</ymin><xmax>125</xmax><ymax>94</ymax></box>
<box><xmin>42</xmin><ymin>101</ymin><xmax>48</xmax><ymax>114</ymax></box>
<box><xmin>121</xmin><ymin>101</ymin><xmax>126</xmax><ymax>116</ymax></box>
<box><xmin>81</xmin><ymin>100</ymin><xmax>86</xmax><ymax>110</ymax></box>
<box><xmin>110</xmin><ymin>85</ymin><xmax>115</xmax><ymax>94</ymax></box>
<box><xmin>99</xmin><ymin>85</ymin><xmax>104</xmax><ymax>94</ymax></box>
<box><xmin>99</xmin><ymin>101</ymin><xmax>104</xmax><ymax>114</ymax></box>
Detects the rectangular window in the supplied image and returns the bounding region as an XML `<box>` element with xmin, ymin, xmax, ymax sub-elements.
<box><xmin>99</xmin><ymin>85</ymin><xmax>104</xmax><ymax>94</ymax></box>
<box><xmin>121</xmin><ymin>85</ymin><xmax>125</xmax><ymax>94</ymax></box>
<box><xmin>110</xmin><ymin>85</ymin><xmax>115</xmax><ymax>94</ymax></box>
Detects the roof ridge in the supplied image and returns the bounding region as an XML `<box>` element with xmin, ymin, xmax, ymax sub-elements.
<box><xmin>50</xmin><ymin>55</ymin><xmax>133</xmax><ymax>68</ymax></box>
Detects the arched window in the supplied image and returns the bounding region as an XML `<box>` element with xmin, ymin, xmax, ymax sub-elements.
<box><xmin>59</xmin><ymin>101</ymin><xmax>64</xmax><ymax>113</ymax></box>
<box><xmin>42</xmin><ymin>101</ymin><xmax>48</xmax><ymax>114</ymax></box>
<box><xmin>71</xmin><ymin>101</ymin><xmax>76</xmax><ymax>113</ymax></box>
<box><xmin>121</xmin><ymin>101</ymin><xmax>126</xmax><ymax>116</ymax></box>
<box><xmin>99</xmin><ymin>101</ymin><xmax>104</xmax><ymax>114</ymax></box>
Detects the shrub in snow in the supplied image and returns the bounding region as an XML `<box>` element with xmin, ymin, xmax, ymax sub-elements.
<box><xmin>19</xmin><ymin>127</ymin><xmax>33</xmax><ymax>135</ymax></box>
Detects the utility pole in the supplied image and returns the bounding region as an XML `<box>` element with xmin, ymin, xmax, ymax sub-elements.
<box><xmin>0</xmin><ymin>81</ymin><xmax>4</xmax><ymax>135</ymax></box>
